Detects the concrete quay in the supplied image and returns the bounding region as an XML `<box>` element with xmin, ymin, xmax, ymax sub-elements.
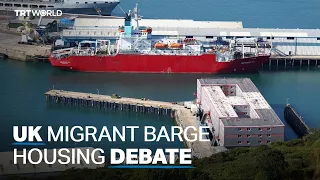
<box><xmin>45</xmin><ymin>89</ymin><xmax>220</xmax><ymax>158</ymax></box>
<box><xmin>0</xmin><ymin>32</ymin><xmax>51</xmax><ymax>61</ymax></box>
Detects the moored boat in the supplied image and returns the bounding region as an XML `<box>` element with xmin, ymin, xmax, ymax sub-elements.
<box><xmin>49</xmin><ymin>4</ymin><xmax>270</xmax><ymax>73</ymax></box>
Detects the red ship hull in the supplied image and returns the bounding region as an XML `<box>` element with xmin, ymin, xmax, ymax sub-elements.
<box><xmin>49</xmin><ymin>54</ymin><xmax>269</xmax><ymax>73</ymax></box>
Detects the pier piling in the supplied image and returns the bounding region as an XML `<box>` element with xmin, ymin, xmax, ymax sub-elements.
<box><xmin>45</xmin><ymin>89</ymin><xmax>216</xmax><ymax>158</ymax></box>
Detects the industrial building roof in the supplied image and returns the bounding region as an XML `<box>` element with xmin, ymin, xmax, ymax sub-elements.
<box><xmin>151</xmin><ymin>27</ymin><xmax>320</xmax><ymax>37</ymax></box>
<box><xmin>73</xmin><ymin>18</ymin><xmax>243</xmax><ymax>29</ymax></box>
<box><xmin>198</xmin><ymin>78</ymin><xmax>259</xmax><ymax>92</ymax></box>
<box><xmin>71</xmin><ymin>17</ymin><xmax>320</xmax><ymax>38</ymax></box>
<box><xmin>198</xmin><ymin>78</ymin><xmax>284</xmax><ymax>127</ymax></box>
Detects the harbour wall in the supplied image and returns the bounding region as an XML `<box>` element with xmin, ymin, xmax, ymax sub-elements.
<box><xmin>0</xmin><ymin>31</ymin><xmax>50</xmax><ymax>61</ymax></box>
<box><xmin>284</xmin><ymin>104</ymin><xmax>310</xmax><ymax>137</ymax></box>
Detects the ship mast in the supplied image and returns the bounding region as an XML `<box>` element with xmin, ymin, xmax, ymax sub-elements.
<box><xmin>133</xmin><ymin>3</ymin><xmax>140</xmax><ymax>30</ymax></box>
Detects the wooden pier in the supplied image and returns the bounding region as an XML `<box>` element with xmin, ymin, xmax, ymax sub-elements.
<box><xmin>45</xmin><ymin>89</ymin><xmax>218</xmax><ymax>158</ymax></box>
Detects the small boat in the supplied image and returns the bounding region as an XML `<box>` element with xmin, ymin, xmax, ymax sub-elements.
<box><xmin>118</xmin><ymin>26</ymin><xmax>124</xmax><ymax>32</ymax></box>
<box><xmin>169</xmin><ymin>43</ymin><xmax>183</xmax><ymax>49</ymax></box>
<box><xmin>154</xmin><ymin>42</ymin><xmax>168</xmax><ymax>49</ymax></box>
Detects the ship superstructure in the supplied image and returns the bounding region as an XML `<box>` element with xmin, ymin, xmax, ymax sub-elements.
<box><xmin>49</xmin><ymin>4</ymin><xmax>270</xmax><ymax>73</ymax></box>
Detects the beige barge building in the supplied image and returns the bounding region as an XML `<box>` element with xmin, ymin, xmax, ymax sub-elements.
<box><xmin>197</xmin><ymin>78</ymin><xmax>285</xmax><ymax>147</ymax></box>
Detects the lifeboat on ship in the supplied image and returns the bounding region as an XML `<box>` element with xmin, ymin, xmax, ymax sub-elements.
<box><xmin>138</xmin><ymin>26</ymin><xmax>152</xmax><ymax>33</ymax></box>
<box><xmin>169</xmin><ymin>43</ymin><xmax>183</xmax><ymax>49</ymax></box>
<box><xmin>118</xmin><ymin>26</ymin><xmax>124</xmax><ymax>32</ymax></box>
<box><xmin>154</xmin><ymin>42</ymin><xmax>168</xmax><ymax>49</ymax></box>
<box><xmin>207</xmin><ymin>49</ymin><xmax>216</xmax><ymax>54</ymax></box>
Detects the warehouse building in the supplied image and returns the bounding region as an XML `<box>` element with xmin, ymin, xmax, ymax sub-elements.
<box><xmin>59</xmin><ymin>16</ymin><xmax>320</xmax><ymax>57</ymax></box>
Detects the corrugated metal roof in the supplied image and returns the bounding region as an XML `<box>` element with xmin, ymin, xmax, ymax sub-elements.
<box><xmin>151</xmin><ymin>27</ymin><xmax>320</xmax><ymax>37</ymax></box>
<box><xmin>74</xmin><ymin>18</ymin><xmax>243</xmax><ymax>29</ymax></box>
<box><xmin>139</xmin><ymin>19</ymin><xmax>243</xmax><ymax>29</ymax></box>
<box><xmin>73</xmin><ymin>17</ymin><xmax>320</xmax><ymax>37</ymax></box>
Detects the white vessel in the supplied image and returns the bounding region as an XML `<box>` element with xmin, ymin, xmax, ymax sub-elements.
<box><xmin>0</xmin><ymin>0</ymin><xmax>119</xmax><ymax>16</ymax></box>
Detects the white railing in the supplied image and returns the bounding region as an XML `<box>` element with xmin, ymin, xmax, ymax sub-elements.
<box><xmin>62</xmin><ymin>29</ymin><xmax>119</xmax><ymax>37</ymax></box>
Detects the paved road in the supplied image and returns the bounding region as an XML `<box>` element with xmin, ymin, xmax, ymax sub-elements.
<box><xmin>0</xmin><ymin>31</ymin><xmax>20</xmax><ymax>43</ymax></box>
<box><xmin>0</xmin><ymin>31</ymin><xmax>51</xmax><ymax>59</ymax></box>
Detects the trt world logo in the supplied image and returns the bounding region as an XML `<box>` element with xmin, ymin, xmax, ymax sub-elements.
<box><xmin>13</xmin><ymin>126</ymin><xmax>43</xmax><ymax>144</ymax></box>
<box><xmin>14</xmin><ymin>10</ymin><xmax>62</xmax><ymax>17</ymax></box>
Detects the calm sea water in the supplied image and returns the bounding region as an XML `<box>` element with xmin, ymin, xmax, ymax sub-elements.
<box><xmin>1</xmin><ymin>0</ymin><xmax>320</xmax><ymax>152</ymax></box>
<box><xmin>0</xmin><ymin>60</ymin><xmax>320</xmax><ymax>152</ymax></box>
<box><xmin>113</xmin><ymin>0</ymin><xmax>320</xmax><ymax>29</ymax></box>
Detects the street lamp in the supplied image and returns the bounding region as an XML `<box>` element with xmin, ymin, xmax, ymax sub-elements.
<box><xmin>97</xmin><ymin>89</ymin><xmax>99</xmax><ymax>95</ymax></box>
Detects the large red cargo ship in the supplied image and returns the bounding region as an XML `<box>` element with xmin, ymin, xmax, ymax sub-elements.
<box><xmin>49</xmin><ymin>5</ymin><xmax>270</xmax><ymax>73</ymax></box>
<box><xmin>49</xmin><ymin>53</ymin><xmax>269</xmax><ymax>73</ymax></box>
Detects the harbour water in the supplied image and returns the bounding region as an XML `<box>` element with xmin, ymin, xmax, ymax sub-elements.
<box><xmin>1</xmin><ymin>0</ymin><xmax>320</xmax><ymax>152</ymax></box>
<box><xmin>1</xmin><ymin>60</ymin><xmax>320</xmax><ymax>152</ymax></box>
<box><xmin>113</xmin><ymin>0</ymin><xmax>320</xmax><ymax>29</ymax></box>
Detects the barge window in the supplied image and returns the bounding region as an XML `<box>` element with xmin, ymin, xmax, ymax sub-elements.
<box><xmin>206</xmin><ymin>36</ymin><xmax>213</xmax><ymax>39</ymax></box>
<box><xmin>247</xmin><ymin>141</ymin><xmax>250</xmax><ymax>144</ymax></box>
<box><xmin>0</xmin><ymin>3</ymin><xmax>3</xmax><ymax>6</ymax></box>
<box><xmin>105</xmin><ymin>1</ymin><xmax>109</xmax><ymax>3</ymax></box>
<box><xmin>48</xmin><ymin>5</ymin><xmax>54</xmax><ymax>7</ymax></box>
<box><xmin>93</xmin><ymin>2</ymin><xmax>96</xmax><ymax>3</ymax></box>
<box><xmin>186</xmin><ymin>36</ymin><xmax>193</xmax><ymax>38</ymax></box>
<box><xmin>85</xmin><ymin>2</ymin><xmax>87</xmax><ymax>3</ymax></box>
<box><xmin>238</xmin><ymin>141</ymin><xmax>242</xmax><ymax>144</ymax></box>
<box><xmin>39</xmin><ymin>5</ymin><xmax>46</xmax><ymax>8</ymax></box>
<box><xmin>258</xmin><ymin>128</ymin><xmax>262</xmax><ymax>131</ymax></box>
<box><xmin>287</xmin><ymin>37</ymin><xmax>295</xmax><ymax>40</ymax></box>
<box><xmin>317</xmin><ymin>38</ymin><xmax>320</xmax><ymax>40</ymax></box>
<box><xmin>14</xmin><ymin>4</ymin><xmax>21</xmax><ymax>7</ymax></box>
<box><xmin>76</xmin><ymin>2</ymin><xmax>79</xmax><ymax>3</ymax></box>
<box><xmin>30</xmin><ymin>5</ymin><xmax>38</xmax><ymax>8</ymax></box>
<box><xmin>22</xmin><ymin>4</ymin><xmax>28</xmax><ymax>7</ymax></box>
<box><xmin>5</xmin><ymin>4</ymin><xmax>13</xmax><ymax>7</ymax></box>
<box><xmin>266</xmin><ymin>37</ymin><xmax>274</xmax><ymax>39</ymax></box>
<box><xmin>247</xmin><ymin>128</ymin><xmax>251</xmax><ymax>131</ymax></box>
<box><xmin>226</xmin><ymin>36</ymin><xmax>233</xmax><ymax>39</ymax></box>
